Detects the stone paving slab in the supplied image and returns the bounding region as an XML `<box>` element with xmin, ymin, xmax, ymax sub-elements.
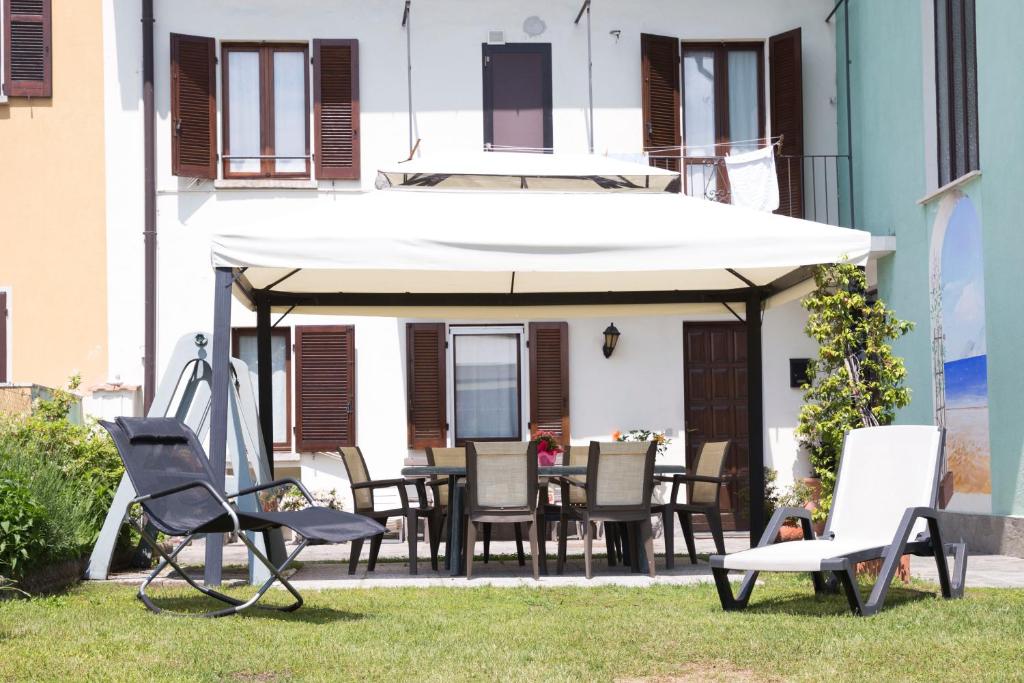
<box><xmin>105</xmin><ymin>532</ymin><xmax>1024</xmax><ymax>589</ymax></box>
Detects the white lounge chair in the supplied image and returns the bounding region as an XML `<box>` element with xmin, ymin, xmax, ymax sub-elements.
<box><xmin>710</xmin><ymin>425</ymin><xmax>967</xmax><ymax>616</ymax></box>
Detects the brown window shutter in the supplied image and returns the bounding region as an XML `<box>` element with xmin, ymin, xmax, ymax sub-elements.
<box><xmin>641</xmin><ymin>33</ymin><xmax>680</xmax><ymax>172</ymax></box>
<box><xmin>0</xmin><ymin>292</ymin><xmax>7</xmax><ymax>383</ymax></box>
<box><xmin>295</xmin><ymin>325</ymin><xmax>356</xmax><ymax>451</ymax></box>
<box><xmin>406</xmin><ymin>323</ymin><xmax>447</xmax><ymax>448</ymax></box>
<box><xmin>769</xmin><ymin>28</ymin><xmax>804</xmax><ymax>219</ymax></box>
<box><xmin>314</xmin><ymin>39</ymin><xmax>360</xmax><ymax>180</ymax></box>
<box><xmin>3</xmin><ymin>0</ymin><xmax>51</xmax><ymax>97</ymax></box>
<box><xmin>529</xmin><ymin>322</ymin><xmax>569</xmax><ymax>444</ymax></box>
<box><xmin>170</xmin><ymin>33</ymin><xmax>217</xmax><ymax>179</ymax></box>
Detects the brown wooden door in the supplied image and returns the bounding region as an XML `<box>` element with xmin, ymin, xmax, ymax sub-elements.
<box><xmin>482</xmin><ymin>43</ymin><xmax>552</xmax><ymax>151</ymax></box>
<box><xmin>683</xmin><ymin>322</ymin><xmax>749</xmax><ymax>530</ymax></box>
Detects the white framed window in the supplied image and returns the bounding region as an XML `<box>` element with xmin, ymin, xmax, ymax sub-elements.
<box><xmin>447</xmin><ymin>325</ymin><xmax>529</xmax><ymax>445</ymax></box>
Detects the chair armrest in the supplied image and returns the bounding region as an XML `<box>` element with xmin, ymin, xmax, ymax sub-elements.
<box><xmin>755</xmin><ymin>506</ymin><xmax>816</xmax><ymax>548</ymax></box>
<box><xmin>230</xmin><ymin>477</ymin><xmax>315</xmax><ymax>506</ymax></box>
<box><xmin>661</xmin><ymin>473</ymin><xmax>724</xmax><ymax>484</ymax></box>
<box><xmin>132</xmin><ymin>480</ymin><xmax>239</xmax><ymax>534</ymax></box>
<box><xmin>351</xmin><ymin>478</ymin><xmax>413</xmax><ymax>508</ymax></box>
<box><xmin>351</xmin><ymin>478</ymin><xmax>413</xmax><ymax>489</ymax></box>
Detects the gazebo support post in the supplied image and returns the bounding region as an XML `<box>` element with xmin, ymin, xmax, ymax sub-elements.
<box><xmin>205</xmin><ymin>266</ymin><xmax>234</xmax><ymax>586</ymax></box>
<box><xmin>745</xmin><ymin>288</ymin><xmax>766</xmax><ymax>545</ymax></box>
<box><xmin>255</xmin><ymin>293</ymin><xmax>275</xmax><ymax>477</ymax></box>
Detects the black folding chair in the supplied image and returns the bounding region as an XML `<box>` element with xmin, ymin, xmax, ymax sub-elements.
<box><xmin>102</xmin><ymin>417</ymin><xmax>384</xmax><ymax>617</ymax></box>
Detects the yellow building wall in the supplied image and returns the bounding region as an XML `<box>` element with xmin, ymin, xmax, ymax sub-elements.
<box><xmin>0</xmin><ymin>0</ymin><xmax>107</xmax><ymax>390</ymax></box>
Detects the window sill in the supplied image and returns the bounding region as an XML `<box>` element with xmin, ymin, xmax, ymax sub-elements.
<box><xmin>214</xmin><ymin>179</ymin><xmax>318</xmax><ymax>190</ymax></box>
<box><xmin>917</xmin><ymin>169</ymin><xmax>981</xmax><ymax>206</ymax></box>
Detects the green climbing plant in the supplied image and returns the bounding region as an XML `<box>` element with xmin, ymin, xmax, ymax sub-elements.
<box><xmin>795</xmin><ymin>263</ymin><xmax>914</xmax><ymax>521</ymax></box>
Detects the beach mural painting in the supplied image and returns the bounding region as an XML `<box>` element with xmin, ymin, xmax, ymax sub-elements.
<box><xmin>930</xmin><ymin>193</ymin><xmax>991</xmax><ymax>513</ymax></box>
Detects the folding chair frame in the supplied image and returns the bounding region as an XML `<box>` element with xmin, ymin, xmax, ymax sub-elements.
<box><xmin>129</xmin><ymin>477</ymin><xmax>317</xmax><ymax>618</ymax></box>
<box><xmin>711</xmin><ymin>506</ymin><xmax>968</xmax><ymax>616</ymax></box>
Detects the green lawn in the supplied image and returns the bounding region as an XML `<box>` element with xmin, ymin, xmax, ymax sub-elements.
<box><xmin>1</xmin><ymin>577</ymin><xmax>1022</xmax><ymax>682</ymax></box>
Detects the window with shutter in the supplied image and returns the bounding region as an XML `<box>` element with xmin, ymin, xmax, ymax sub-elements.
<box><xmin>681</xmin><ymin>42</ymin><xmax>765</xmax><ymax>202</ymax></box>
<box><xmin>935</xmin><ymin>0</ymin><xmax>979</xmax><ymax>186</ymax></box>
<box><xmin>170</xmin><ymin>33</ymin><xmax>217</xmax><ymax>179</ymax></box>
<box><xmin>406</xmin><ymin>323</ymin><xmax>447</xmax><ymax>448</ymax></box>
<box><xmin>769</xmin><ymin>28</ymin><xmax>804</xmax><ymax>218</ymax></box>
<box><xmin>528</xmin><ymin>322</ymin><xmax>569</xmax><ymax>443</ymax></box>
<box><xmin>0</xmin><ymin>292</ymin><xmax>8</xmax><ymax>383</ymax></box>
<box><xmin>3</xmin><ymin>0</ymin><xmax>50</xmax><ymax>97</ymax></box>
<box><xmin>641</xmin><ymin>33</ymin><xmax>680</xmax><ymax>172</ymax></box>
<box><xmin>313</xmin><ymin>39</ymin><xmax>360</xmax><ymax>180</ymax></box>
<box><xmin>295</xmin><ymin>325</ymin><xmax>356</xmax><ymax>451</ymax></box>
<box><xmin>222</xmin><ymin>43</ymin><xmax>310</xmax><ymax>179</ymax></box>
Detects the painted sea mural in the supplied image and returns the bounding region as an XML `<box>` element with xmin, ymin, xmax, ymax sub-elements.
<box><xmin>932</xmin><ymin>195</ymin><xmax>991</xmax><ymax>512</ymax></box>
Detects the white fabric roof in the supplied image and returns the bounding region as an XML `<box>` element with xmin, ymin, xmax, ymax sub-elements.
<box><xmin>211</xmin><ymin>190</ymin><xmax>871</xmax><ymax>307</ymax></box>
<box><xmin>377</xmin><ymin>152</ymin><xmax>677</xmax><ymax>192</ymax></box>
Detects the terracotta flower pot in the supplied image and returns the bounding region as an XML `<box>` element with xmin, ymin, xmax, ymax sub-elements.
<box><xmin>801</xmin><ymin>476</ymin><xmax>827</xmax><ymax>536</ymax></box>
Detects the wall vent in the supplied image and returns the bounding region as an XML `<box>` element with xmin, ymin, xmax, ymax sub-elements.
<box><xmin>487</xmin><ymin>30</ymin><xmax>505</xmax><ymax>45</ymax></box>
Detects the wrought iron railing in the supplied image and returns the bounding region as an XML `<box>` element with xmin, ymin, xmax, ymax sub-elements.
<box><xmin>678</xmin><ymin>153</ymin><xmax>853</xmax><ymax>227</ymax></box>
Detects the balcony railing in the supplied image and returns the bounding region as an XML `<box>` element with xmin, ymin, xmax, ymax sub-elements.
<box><xmin>676</xmin><ymin>154</ymin><xmax>853</xmax><ymax>227</ymax></box>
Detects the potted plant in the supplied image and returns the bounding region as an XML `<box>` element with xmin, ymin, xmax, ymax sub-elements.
<box><xmin>795</xmin><ymin>263</ymin><xmax>914</xmax><ymax>578</ymax></box>
<box><xmin>612</xmin><ymin>429</ymin><xmax>671</xmax><ymax>457</ymax></box>
<box><xmin>531</xmin><ymin>431</ymin><xmax>563</xmax><ymax>466</ymax></box>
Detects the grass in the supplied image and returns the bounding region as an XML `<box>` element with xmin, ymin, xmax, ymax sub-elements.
<box><xmin>1</xmin><ymin>576</ymin><xmax>1022</xmax><ymax>682</ymax></box>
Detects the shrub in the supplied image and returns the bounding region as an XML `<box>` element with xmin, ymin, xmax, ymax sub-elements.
<box><xmin>795</xmin><ymin>263</ymin><xmax>913</xmax><ymax>520</ymax></box>
<box><xmin>0</xmin><ymin>478</ymin><xmax>48</xmax><ymax>578</ymax></box>
<box><xmin>0</xmin><ymin>376</ymin><xmax>126</xmax><ymax>582</ymax></box>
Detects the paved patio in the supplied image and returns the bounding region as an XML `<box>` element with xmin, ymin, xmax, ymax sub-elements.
<box><xmin>106</xmin><ymin>530</ymin><xmax>1024</xmax><ymax>589</ymax></box>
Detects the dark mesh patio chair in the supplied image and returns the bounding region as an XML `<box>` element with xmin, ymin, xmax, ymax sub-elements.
<box><xmin>101</xmin><ymin>417</ymin><xmax>384</xmax><ymax>617</ymax></box>
<box><xmin>556</xmin><ymin>440</ymin><xmax>658</xmax><ymax>579</ymax></box>
<box><xmin>464</xmin><ymin>441</ymin><xmax>541</xmax><ymax>580</ymax></box>
<box><xmin>652</xmin><ymin>440</ymin><xmax>729</xmax><ymax>568</ymax></box>
<box><xmin>339</xmin><ymin>446</ymin><xmax>438</xmax><ymax>575</ymax></box>
<box><xmin>425</xmin><ymin>447</ymin><xmax>526</xmax><ymax>567</ymax></box>
<box><xmin>553</xmin><ymin>445</ymin><xmax>622</xmax><ymax>572</ymax></box>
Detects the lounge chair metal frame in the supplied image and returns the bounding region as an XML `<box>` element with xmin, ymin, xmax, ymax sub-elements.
<box><xmin>710</xmin><ymin>427</ymin><xmax>967</xmax><ymax>616</ymax></box>
<box><xmin>130</xmin><ymin>477</ymin><xmax>312</xmax><ymax>618</ymax></box>
<box><xmin>104</xmin><ymin>417</ymin><xmax>384</xmax><ymax>618</ymax></box>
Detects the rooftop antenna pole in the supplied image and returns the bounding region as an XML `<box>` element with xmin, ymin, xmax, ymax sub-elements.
<box><xmin>402</xmin><ymin>1</ymin><xmax>414</xmax><ymax>154</ymax></box>
<box><xmin>575</xmin><ymin>0</ymin><xmax>594</xmax><ymax>153</ymax></box>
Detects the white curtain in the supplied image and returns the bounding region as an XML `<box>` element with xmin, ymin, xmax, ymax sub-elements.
<box><xmin>228</xmin><ymin>51</ymin><xmax>261</xmax><ymax>175</ymax></box>
<box><xmin>683</xmin><ymin>50</ymin><xmax>716</xmax><ymax>156</ymax></box>
<box><xmin>727</xmin><ymin>51</ymin><xmax>760</xmax><ymax>154</ymax></box>
<box><xmin>237</xmin><ymin>334</ymin><xmax>288</xmax><ymax>444</ymax></box>
<box><xmin>454</xmin><ymin>334</ymin><xmax>519</xmax><ymax>440</ymax></box>
<box><xmin>273</xmin><ymin>51</ymin><xmax>307</xmax><ymax>174</ymax></box>
<box><xmin>683</xmin><ymin>50</ymin><xmax>717</xmax><ymax>199</ymax></box>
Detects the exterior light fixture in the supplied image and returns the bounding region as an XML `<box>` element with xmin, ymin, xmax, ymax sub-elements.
<box><xmin>602</xmin><ymin>323</ymin><xmax>620</xmax><ymax>358</ymax></box>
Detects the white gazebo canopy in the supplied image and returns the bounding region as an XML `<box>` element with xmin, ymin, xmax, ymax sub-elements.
<box><xmin>213</xmin><ymin>189</ymin><xmax>871</xmax><ymax>314</ymax></box>
<box><xmin>376</xmin><ymin>151</ymin><xmax>678</xmax><ymax>192</ymax></box>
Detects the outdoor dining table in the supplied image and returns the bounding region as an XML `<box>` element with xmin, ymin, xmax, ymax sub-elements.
<box><xmin>401</xmin><ymin>464</ymin><xmax>687</xmax><ymax>576</ymax></box>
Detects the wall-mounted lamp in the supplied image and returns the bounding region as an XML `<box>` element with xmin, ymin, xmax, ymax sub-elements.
<box><xmin>602</xmin><ymin>323</ymin><xmax>621</xmax><ymax>358</ymax></box>
<box><xmin>609</xmin><ymin>29</ymin><xmax>621</xmax><ymax>41</ymax></box>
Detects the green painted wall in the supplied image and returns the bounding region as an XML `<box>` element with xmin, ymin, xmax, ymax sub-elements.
<box><xmin>839</xmin><ymin>0</ymin><xmax>1024</xmax><ymax>515</ymax></box>
<box><xmin>973</xmin><ymin>3</ymin><xmax>1024</xmax><ymax>515</ymax></box>
<box><xmin>837</xmin><ymin>0</ymin><xmax>933</xmax><ymax>428</ymax></box>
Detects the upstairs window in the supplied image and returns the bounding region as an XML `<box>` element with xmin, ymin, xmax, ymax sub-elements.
<box><xmin>681</xmin><ymin>42</ymin><xmax>765</xmax><ymax>201</ymax></box>
<box><xmin>223</xmin><ymin>43</ymin><xmax>310</xmax><ymax>179</ymax></box>
<box><xmin>935</xmin><ymin>0</ymin><xmax>979</xmax><ymax>186</ymax></box>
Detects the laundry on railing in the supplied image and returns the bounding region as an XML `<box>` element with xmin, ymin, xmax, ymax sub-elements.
<box><xmin>723</xmin><ymin>145</ymin><xmax>780</xmax><ymax>212</ymax></box>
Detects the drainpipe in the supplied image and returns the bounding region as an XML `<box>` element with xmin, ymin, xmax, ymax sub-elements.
<box><xmin>142</xmin><ymin>0</ymin><xmax>157</xmax><ymax>413</ymax></box>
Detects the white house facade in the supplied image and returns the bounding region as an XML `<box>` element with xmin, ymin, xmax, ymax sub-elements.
<box><xmin>99</xmin><ymin>0</ymin><xmax>872</xmax><ymax>531</ymax></box>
